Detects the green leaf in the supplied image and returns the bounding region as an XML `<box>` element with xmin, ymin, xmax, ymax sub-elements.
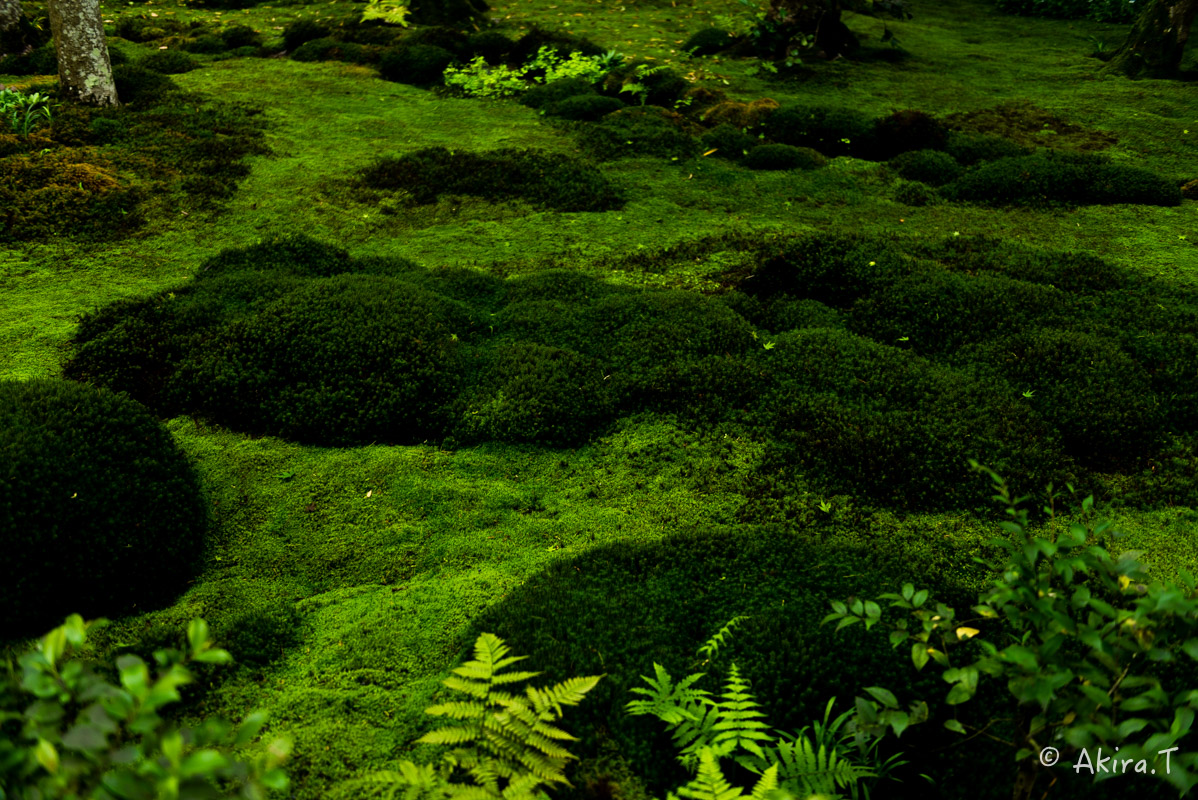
<box><xmin>944</xmin><ymin>720</ymin><xmax>966</xmax><ymax>734</ymax></box>
<box><xmin>188</xmin><ymin>618</ymin><xmax>211</xmax><ymax>654</ymax></box>
<box><xmin>35</xmin><ymin>738</ymin><xmax>59</xmax><ymax>774</ymax></box>
<box><xmin>912</xmin><ymin>590</ymin><xmax>928</xmax><ymax>608</ymax></box>
<box><xmin>235</xmin><ymin>710</ymin><xmax>271</xmax><ymax>747</ymax></box>
<box><xmin>864</xmin><ymin>687</ymin><xmax>898</xmax><ymax>709</ymax></box>
<box><xmin>179</xmin><ymin>749</ymin><xmax>230</xmax><ymax>779</ymax></box>
<box><xmin>192</xmin><ymin>648</ymin><xmax>233</xmax><ymax>665</ymax></box>
<box><xmin>888</xmin><ymin>710</ymin><xmax>910</xmax><ymax>738</ymax></box>
<box><xmin>911</xmin><ymin>643</ymin><xmax>929</xmax><ymax>671</ymax></box>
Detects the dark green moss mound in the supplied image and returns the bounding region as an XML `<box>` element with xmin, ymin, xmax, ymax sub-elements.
<box><xmin>0</xmin><ymin>41</ymin><xmax>58</xmax><ymax>75</ymax></box>
<box><xmin>848</xmin><ymin>269</ymin><xmax>1069</xmax><ymax>357</ymax></box>
<box><xmin>377</xmin><ymin>44</ymin><xmax>457</xmax><ymax>85</ymax></box>
<box><xmin>681</xmin><ymin>27</ymin><xmax>734</xmax><ymax>56</ymax></box>
<box><xmin>400</xmin><ymin>26</ymin><xmax>472</xmax><ymax>60</ymax></box>
<box><xmin>966</xmin><ymin>328</ymin><xmax>1165</xmax><ymax>469</ymax></box>
<box><xmin>509</xmin><ymin>24</ymin><xmax>605</xmax><ymax>65</ymax></box>
<box><xmin>182</xmin><ymin>34</ymin><xmax>228</xmax><ymax>54</ymax></box>
<box><xmin>741</xmin><ymin>143</ymin><xmax>826</xmax><ymax>171</ymax></box>
<box><xmin>282</xmin><ymin>18</ymin><xmax>332</xmax><ymax>52</ymax></box>
<box><xmin>738</xmin><ymin>232</ymin><xmax>914</xmax><ymax>307</ymax></box>
<box><xmin>750</xmin><ymin>328</ymin><xmax>1067</xmax><ymax>510</ymax></box>
<box><xmin>138</xmin><ymin>49</ymin><xmax>201</xmax><ymax>74</ymax></box>
<box><xmin>112</xmin><ymin>64</ymin><xmax>180</xmax><ymax>106</ymax></box>
<box><xmin>575</xmin><ymin>108</ymin><xmax>701</xmax><ymax>161</ymax></box>
<box><xmin>893</xmin><ymin>180</ymin><xmax>940</xmax><ymax>206</ymax></box>
<box><xmin>518</xmin><ymin>77</ymin><xmax>597</xmax><ymax>110</ymax></box>
<box><xmin>943</xmin><ymin>130</ymin><xmax>1031</xmax><ymax>166</ymax></box>
<box><xmin>291</xmin><ymin>37</ymin><xmax>365</xmax><ymax>63</ymax></box>
<box><xmin>546</xmin><ymin>93</ymin><xmax>624</xmax><ymax>121</ymax></box>
<box><xmin>943</xmin><ymin>151</ymin><xmax>1181</xmax><ymax>207</ymax></box>
<box><xmin>869</xmin><ymin>109</ymin><xmax>949</xmax><ymax>160</ymax></box>
<box><xmin>452</xmin><ymin>342</ymin><xmax>615</xmax><ymax>446</ymax></box>
<box><xmin>910</xmin><ymin>235</ymin><xmax>1132</xmax><ymax>294</ymax></box>
<box><xmin>219</xmin><ymin>603</ymin><xmax>303</xmax><ymax>667</ymax></box>
<box><xmin>112</xmin><ymin>16</ymin><xmax>187</xmax><ymax>43</ymax></box>
<box><xmin>198</xmin><ymin>234</ymin><xmax>353</xmax><ymax>279</ymax></box>
<box><xmin>762</xmin><ymin>104</ymin><xmax>876</xmax><ymax>158</ymax></box>
<box><xmin>887</xmin><ymin>149</ymin><xmax>962</xmax><ymax>186</ymax></box>
<box><xmin>598</xmin><ymin>62</ymin><xmax>689</xmax><ymax>109</ymax></box>
<box><xmin>220</xmin><ymin>24</ymin><xmax>263</xmax><ymax>49</ymax></box>
<box><xmin>406</xmin><ymin>0</ymin><xmax>490</xmax><ymax>29</ymax></box>
<box><xmin>172</xmin><ymin>275</ymin><xmax>473</xmax><ymax>445</ymax></box>
<box><xmin>467</xmin><ymin>30</ymin><xmax>515</xmax><ymax>64</ymax></box>
<box><xmin>0</xmin><ymin>379</ymin><xmax>208</xmax><ymax>638</ymax></box>
<box><xmin>468</xmin><ymin>524</ymin><xmax>997</xmax><ymax>795</ymax></box>
<box><xmin>699</xmin><ymin>123</ymin><xmax>757</xmax><ymax>160</ymax></box>
<box><xmin>355</xmin><ymin>146</ymin><xmax>625</xmax><ymax>212</ymax></box>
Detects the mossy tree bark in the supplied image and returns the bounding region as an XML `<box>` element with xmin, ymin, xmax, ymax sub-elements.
<box><xmin>47</xmin><ymin>0</ymin><xmax>117</xmax><ymax>105</ymax></box>
<box><xmin>1100</xmin><ymin>0</ymin><xmax>1196</xmax><ymax>78</ymax></box>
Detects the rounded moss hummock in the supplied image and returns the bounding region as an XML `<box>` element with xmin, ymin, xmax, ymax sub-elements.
<box><xmin>0</xmin><ymin>379</ymin><xmax>208</xmax><ymax>638</ymax></box>
<box><xmin>742</xmin><ymin>143</ymin><xmax>827</xmax><ymax>171</ymax></box>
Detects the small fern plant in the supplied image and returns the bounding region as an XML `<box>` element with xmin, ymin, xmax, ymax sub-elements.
<box><xmin>353</xmin><ymin>632</ymin><xmax>603</xmax><ymax>800</ymax></box>
<box><xmin>626</xmin><ymin>618</ymin><xmax>908</xmax><ymax>800</ymax></box>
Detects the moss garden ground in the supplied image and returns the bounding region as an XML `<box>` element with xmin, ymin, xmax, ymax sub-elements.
<box><xmin>3</xmin><ymin>0</ymin><xmax>1198</xmax><ymax>795</ymax></box>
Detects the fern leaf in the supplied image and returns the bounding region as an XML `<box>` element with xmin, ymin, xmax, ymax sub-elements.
<box><xmin>526</xmin><ymin>675</ymin><xmax>603</xmax><ymax>718</ymax></box>
<box><xmin>626</xmin><ymin>664</ymin><xmax>712</xmax><ymax>723</ymax></box>
<box><xmin>442</xmin><ymin>675</ymin><xmax>491</xmax><ymax>700</ymax></box>
<box><xmin>489</xmin><ymin>670</ymin><xmax>544</xmax><ymax>686</ymax></box>
<box><xmin>748</xmin><ymin>763</ymin><xmax>779</xmax><ymax>800</ymax></box>
<box><xmin>674</xmin><ymin>747</ymin><xmax>745</xmax><ymax>800</ymax></box>
<box><xmin>425</xmin><ymin>700</ymin><xmax>488</xmax><ymax>720</ymax></box>
<box><xmin>418</xmin><ymin>725</ymin><xmax>483</xmax><ymax>747</ymax></box>
<box><xmin>697</xmin><ymin>616</ymin><xmax>751</xmax><ymax>662</ymax></box>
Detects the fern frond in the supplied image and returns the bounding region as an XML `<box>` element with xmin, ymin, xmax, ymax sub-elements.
<box><xmin>490</xmin><ymin>670</ymin><xmax>544</xmax><ymax>686</ymax></box>
<box><xmin>526</xmin><ymin>675</ymin><xmax>603</xmax><ymax>718</ymax></box>
<box><xmin>674</xmin><ymin>747</ymin><xmax>745</xmax><ymax>800</ymax></box>
<box><xmin>418</xmin><ymin>725</ymin><xmax>483</xmax><ymax>747</ymax></box>
<box><xmin>697</xmin><ymin>616</ymin><xmax>751</xmax><ymax>663</ymax></box>
<box><xmin>747</xmin><ymin>763</ymin><xmax>779</xmax><ymax>800</ymax></box>
<box><xmin>442</xmin><ymin>675</ymin><xmax>491</xmax><ymax>700</ymax></box>
<box><xmin>770</xmin><ymin>734</ymin><xmax>871</xmax><ymax>798</ymax></box>
<box><xmin>355</xmin><ymin>761</ymin><xmax>451</xmax><ymax>800</ymax></box>
<box><xmin>425</xmin><ymin>700</ymin><xmax>488</xmax><ymax>720</ymax></box>
<box><xmin>626</xmin><ymin>663</ymin><xmax>712</xmax><ymax>724</ymax></box>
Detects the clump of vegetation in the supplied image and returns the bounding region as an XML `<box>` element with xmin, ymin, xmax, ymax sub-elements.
<box><xmin>467</xmin><ymin>29</ymin><xmax>515</xmax><ymax>63</ymax></box>
<box><xmin>887</xmin><ymin>148</ymin><xmax>962</xmax><ymax>185</ymax></box>
<box><xmin>400</xmin><ymin>25</ymin><xmax>472</xmax><ymax>59</ymax></box>
<box><xmin>742</xmin><ymin>142</ymin><xmax>827</xmax><ymax>170</ymax></box>
<box><xmin>942</xmin><ymin>150</ymin><xmax>1182</xmax><ymax>206</ymax></box>
<box><xmin>0</xmin><ymin>148</ymin><xmax>143</xmax><ymax>240</ymax></box>
<box><xmin>699</xmin><ymin>122</ymin><xmax>757</xmax><ymax>160</ymax></box>
<box><xmin>575</xmin><ymin>107</ymin><xmax>702</xmax><ymax>161</ymax></box>
<box><xmin>291</xmin><ymin>37</ymin><xmax>367</xmax><ymax>63</ymax></box>
<box><xmin>681</xmin><ymin>27</ymin><xmax>735</xmax><ymax>56</ymax></box>
<box><xmin>138</xmin><ymin>49</ymin><xmax>201</xmax><ymax>74</ymax></box>
<box><xmin>518</xmin><ymin>76</ymin><xmax>598</xmax><ymax>108</ymax></box>
<box><xmin>282</xmin><ymin>18</ymin><xmax>332</xmax><ymax>52</ymax></box>
<box><xmin>355</xmin><ymin>146</ymin><xmax>624</xmax><ymax>211</ymax></box>
<box><xmin>942</xmin><ymin>129</ymin><xmax>1030</xmax><ymax>165</ymax></box>
<box><xmin>508</xmin><ymin>23</ymin><xmax>605</xmax><ymax>64</ymax></box>
<box><xmin>869</xmin><ymin>108</ymin><xmax>949</xmax><ymax>160</ymax></box>
<box><xmin>545</xmin><ymin>93</ymin><xmax>625</xmax><ymax>121</ymax></box>
<box><xmin>377</xmin><ymin>43</ymin><xmax>458</xmax><ymax>85</ymax></box>
<box><xmin>221</xmin><ymin>24</ymin><xmax>263</xmax><ymax>49</ymax></box>
<box><xmin>762</xmin><ymin>104</ymin><xmax>876</xmax><ymax>157</ymax></box>
<box><xmin>0</xmin><ymin>379</ymin><xmax>209</xmax><ymax>638</ymax></box>
<box><xmin>943</xmin><ymin>100</ymin><xmax>1118</xmax><ymax>151</ymax></box>
<box><xmin>111</xmin><ymin>64</ymin><xmax>180</xmax><ymax>106</ymax></box>
<box><xmin>699</xmin><ymin>98</ymin><xmax>780</xmax><ymax>130</ymax></box>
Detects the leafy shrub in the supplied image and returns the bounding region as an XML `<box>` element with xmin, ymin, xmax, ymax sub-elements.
<box><xmin>138</xmin><ymin>49</ymin><xmax>200</xmax><ymax>74</ymax></box>
<box><xmin>868</xmin><ymin>108</ymin><xmax>949</xmax><ymax>160</ymax></box>
<box><xmin>968</xmin><ymin>327</ymin><xmax>1165</xmax><ymax>468</ymax></box>
<box><xmin>282</xmin><ymin>18</ymin><xmax>331</xmax><ymax>52</ymax></box>
<box><xmin>467</xmin><ymin>29</ymin><xmax>515</xmax><ymax>64</ymax></box>
<box><xmin>356</xmin><ymin>146</ymin><xmax>625</xmax><ymax>212</ymax></box>
<box><xmin>170</xmin><ymin>274</ymin><xmax>472</xmax><ymax>445</ymax></box>
<box><xmin>741</xmin><ymin>143</ymin><xmax>826</xmax><ymax>170</ymax></box>
<box><xmin>0</xmin><ymin>379</ymin><xmax>208</xmax><ymax>638</ymax></box>
<box><xmin>574</xmin><ymin>107</ymin><xmax>701</xmax><ymax>161</ymax></box>
<box><xmin>762</xmin><ymin>104</ymin><xmax>876</xmax><ymax>158</ymax></box>
<box><xmin>112</xmin><ymin>64</ymin><xmax>179</xmax><ymax>106</ymax></box>
<box><xmin>0</xmin><ymin>616</ymin><xmax>291</xmax><ymax>799</ymax></box>
<box><xmin>681</xmin><ymin>27</ymin><xmax>734</xmax><ymax>56</ymax></box>
<box><xmin>452</xmin><ymin>342</ymin><xmax>615</xmax><ymax>446</ymax></box>
<box><xmin>221</xmin><ymin>24</ymin><xmax>263</xmax><ymax>49</ymax></box>
<box><xmin>546</xmin><ymin>93</ymin><xmax>624</xmax><ymax>121</ymax></box>
<box><xmin>887</xmin><ymin>148</ymin><xmax>962</xmax><ymax>185</ymax></box>
<box><xmin>598</xmin><ymin>61</ymin><xmax>689</xmax><ymax>109</ymax></box>
<box><xmin>699</xmin><ymin>122</ymin><xmax>757</xmax><ymax>160</ymax></box>
<box><xmin>377</xmin><ymin>44</ymin><xmax>457</xmax><ymax>85</ymax></box>
<box><xmin>943</xmin><ymin>150</ymin><xmax>1182</xmax><ymax>207</ymax></box>
<box><xmin>468</xmin><ymin>525</ymin><xmax>986</xmax><ymax>794</ymax></box>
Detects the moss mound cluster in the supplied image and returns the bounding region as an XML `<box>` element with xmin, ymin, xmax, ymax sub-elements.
<box><xmin>0</xmin><ymin>148</ymin><xmax>143</xmax><ymax>240</ymax></box>
<box><xmin>67</xmin><ymin>232</ymin><xmax>1198</xmax><ymax>512</ymax></box>
<box><xmin>575</xmin><ymin>107</ymin><xmax>702</xmax><ymax>161</ymax></box>
<box><xmin>887</xmin><ymin>148</ymin><xmax>962</xmax><ymax>185</ymax></box>
<box><xmin>0</xmin><ymin>379</ymin><xmax>208</xmax><ymax>638</ymax></box>
<box><xmin>378</xmin><ymin>43</ymin><xmax>457</xmax><ymax>85</ymax></box>
<box><xmin>742</xmin><ymin>143</ymin><xmax>827</xmax><ymax>171</ymax></box>
<box><xmin>699</xmin><ymin>123</ymin><xmax>758</xmax><ymax>160</ymax></box>
<box><xmin>355</xmin><ymin>146</ymin><xmax>625</xmax><ymax>212</ymax></box>
<box><xmin>468</xmin><ymin>524</ymin><xmax>999</xmax><ymax>795</ymax></box>
<box><xmin>681</xmin><ymin>27</ymin><xmax>734</xmax><ymax>56</ymax></box>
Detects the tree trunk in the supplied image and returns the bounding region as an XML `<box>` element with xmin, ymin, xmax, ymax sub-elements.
<box><xmin>47</xmin><ymin>0</ymin><xmax>117</xmax><ymax>105</ymax></box>
<box><xmin>1100</xmin><ymin>0</ymin><xmax>1196</xmax><ymax>78</ymax></box>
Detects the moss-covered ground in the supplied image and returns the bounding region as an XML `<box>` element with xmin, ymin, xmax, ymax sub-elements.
<box><xmin>2</xmin><ymin>0</ymin><xmax>1197</xmax><ymax>797</ymax></box>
